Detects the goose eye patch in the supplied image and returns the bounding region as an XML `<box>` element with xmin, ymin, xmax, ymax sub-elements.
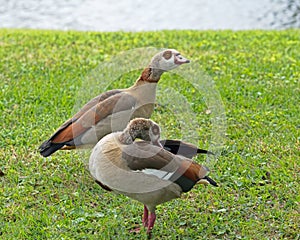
<box><xmin>151</xmin><ymin>125</ymin><xmax>160</xmax><ymax>134</ymax></box>
<box><xmin>163</xmin><ymin>50</ymin><xmax>172</xmax><ymax>60</ymax></box>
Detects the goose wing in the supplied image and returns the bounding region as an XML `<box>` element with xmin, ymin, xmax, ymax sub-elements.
<box><xmin>122</xmin><ymin>142</ymin><xmax>213</xmax><ymax>192</ymax></box>
<box><xmin>39</xmin><ymin>91</ymin><xmax>136</xmax><ymax>157</ymax></box>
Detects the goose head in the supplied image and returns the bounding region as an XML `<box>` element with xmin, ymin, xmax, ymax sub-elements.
<box><xmin>119</xmin><ymin>118</ymin><xmax>162</xmax><ymax>147</ymax></box>
<box><xmin>149</xmin><ymin>49</ymin><xmax>190</xmax><ymax>71</ymax></box>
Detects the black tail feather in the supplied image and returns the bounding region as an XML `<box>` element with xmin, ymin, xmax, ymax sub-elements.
<box><xmin>197</xmin><ymin>149</ymin><xmax>215</xmax><ymax>155</ymax></box>
<box><xmin>39</xmin><ymin>141</ymin><xmax>65</xmax><ymax>157</ymax></box>
<box><xmin>203</xmin><ymin>176</ymin><xmax>218</xmax><ymax>187</ymax></box>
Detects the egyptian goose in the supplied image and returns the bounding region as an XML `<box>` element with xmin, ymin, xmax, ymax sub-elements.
<box><xmin>39</xmin><ymin>49</ymin><xmax>190</xmax><ymax>157</ymax></box>
<box><xmin>89</xmin><ymin>118</ymin><xmax>217</xmax><ymax>235</ymax></box>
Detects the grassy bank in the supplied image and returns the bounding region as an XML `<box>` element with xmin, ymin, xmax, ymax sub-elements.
<box><xmin>0</xmin><ymin>29</ymin><xmax>299</xmax><ymax>239</ymax></box>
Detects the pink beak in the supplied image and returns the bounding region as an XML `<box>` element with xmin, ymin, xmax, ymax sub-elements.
<box><xmin>175</xmin><ymin>54</ymin><xmax>190</xmax><ymax>65</ymax></box>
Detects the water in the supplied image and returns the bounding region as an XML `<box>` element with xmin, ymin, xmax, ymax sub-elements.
<box><xmin>0</xmin><ymin>0</ymin><xmax>299</xmax><ymax>31</ymax></box>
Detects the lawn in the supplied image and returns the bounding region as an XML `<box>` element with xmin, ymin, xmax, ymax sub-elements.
<box><xmin>0</xmin><ymin>29</ymin><xmax>299</xmax><ymax>239</ymax></box>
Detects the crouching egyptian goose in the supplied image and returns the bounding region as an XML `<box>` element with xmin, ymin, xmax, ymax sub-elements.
<box><xmin>89</xmin><ymin>118</ymin><xmax>217</xmax><ymax>235</ymax></box>
<box><xmin>39</xmin><ymin>49</ymin><xmax>190</xmax><ymax>157</ymax></box>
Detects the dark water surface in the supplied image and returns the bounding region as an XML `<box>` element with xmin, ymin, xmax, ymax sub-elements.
<box><xmin>0</xmin><ymin>0</ymin><xmax>299</xmax><ymax>31</ymax></box>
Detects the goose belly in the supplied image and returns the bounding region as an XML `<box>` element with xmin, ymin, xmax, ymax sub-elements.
<box><xmin>95</xmin><ymin>163</ymin><xmax>182</xmax><ymax>209</ymax></box>
<box><xmin>117</xmin><ymin>179</ymin><xmax>182</xmax><ymax>210</ymax></box>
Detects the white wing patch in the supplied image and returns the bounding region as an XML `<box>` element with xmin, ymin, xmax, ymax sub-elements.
<box><xmin>141</xmin><ymin>169</ymin><xmax>176</xmax><ymax>180</ymax></box>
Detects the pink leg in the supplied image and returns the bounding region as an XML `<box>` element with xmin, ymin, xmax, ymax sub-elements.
<box><xmin>129</xmin><ymin>205</ymin><xmax>149</xmax><ymax>233</ymax></box>
<box><xmin>142</xmin><ymin>205</ymin><xmax>149</xmax><ymax>227</ymax></box>
<box><xmin>147</xmin><ymin>212</ymin><xmax>156</xmax><ymax>234</ymax></box>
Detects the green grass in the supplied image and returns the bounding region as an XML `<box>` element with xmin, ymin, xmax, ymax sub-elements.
<box><xmin>1</xmin><ymin>29</ymin><xmax>299</xmax><ymax>239</ymax></box>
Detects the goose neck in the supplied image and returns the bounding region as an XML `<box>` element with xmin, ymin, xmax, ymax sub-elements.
<box><xmin>135</xmin><ymin>67</ymin><xmax>165</xmax><ymax>85</ymax></box>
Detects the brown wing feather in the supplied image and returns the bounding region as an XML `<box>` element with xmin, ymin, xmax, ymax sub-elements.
<box><xmin>72</xmin><ymin>90</ymin><xmax>122</xmax><ymax>120</ymax></box>
<box><xmin>122</xmin><ymin>142</ymin><xmax>208</xmax><ymax>182</ymax></box>
<box><xmin>123</xmin><ymin>142</ymin><xmax>178</xmax><ymax>171</ymax></box>
<box><xmin>52</xmin><ymin>92</ymin><xmax>136</xmax><ymax>143</ymax></box>
<box><xmin>39</xmin><ymin>91</ymin><xmax>137</xmax><ymax>157</ymax></box>
<box><xmin>45</xmin><ymin>89</ymin><xmax>122</xmax><ymax>143</ymax></box>
<box><xmin>122</xmin><ymin>142</ymin><xmax>216</xmax><ymax>192</ymax></box>
<box><xmin>177</xmin><ymin>161</ymin><xmax>208</xmax><ymax>182</ymax></box>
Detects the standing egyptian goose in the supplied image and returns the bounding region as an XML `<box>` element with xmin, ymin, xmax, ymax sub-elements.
<box><xmin>89</xmin><ymin>118</ymin><xmax>217</xmax><ymax>235</ymax></box>
<box><xmin>39</xmin><ymin>49</ymin><xmax>190</xmax><ymax>157</ymax></box>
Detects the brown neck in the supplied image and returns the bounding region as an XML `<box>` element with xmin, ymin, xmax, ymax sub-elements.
<box><xmin>134</xmin><ymin>67</ymin><xmax>165</xmax><ymax>86</ymax></box>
